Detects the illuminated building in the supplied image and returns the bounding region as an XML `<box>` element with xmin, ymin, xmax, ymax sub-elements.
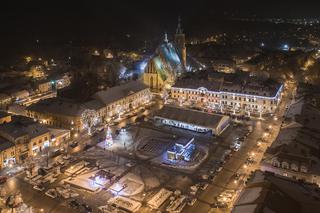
<box><xmin>0</xmin><ymin>137</ymin><xmax>15</xmax><ymax>169</ymax></box>
<box><xmin>0</xmin><ymin>116</ymin><xmax>50</xmax><ymax>162</ymax></box>
<box><xmin>170</xmin><ymin>72</ymin><xmax>283</xmax><ymax>116</ymax></box>
<box><xmin>143</xmin><ymin>18</ymin><xmax>187</xmax><ymax>91</ymax></box>
<box><xmin>0</xmin><ymin>94</ymin><xmax>12</xmax><ymax>109</ymax></box>
<box><xmin>167</xmin><ymin>137</ymin><xmax>195</xmax><ymax>161</ymax></box>
<box><xmin>93</xmin><ymin>81</ymin><xmax>152</xmax><ymax>120</ymax></box>
<box><xmin>26</xmin><ymin>98</ymin><xmax>86</xmax><ymax>132</ymax></box>
<box><xmin>27</xmin><ymin>81</ymin><xmax>151</xmax><ymax>132</ymax></box>
<box><xmin>0</xmin><ymin>112</ymin><xmax>12</xmax><ymax>124</ymax></box>
<box><xmin>154</xmin><ymin>106</ymin><xmax>230</xmax><ymax>135</ymax></box>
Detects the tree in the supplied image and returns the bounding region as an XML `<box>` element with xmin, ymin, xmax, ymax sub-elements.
<box><xmin>81</xmin><ymin>109</ymin><xmax>98</xmax><ymax>135</ymax></box>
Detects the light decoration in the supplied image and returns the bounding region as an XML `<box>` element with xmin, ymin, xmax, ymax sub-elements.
<box><xmin>105</xmin><ymin>126</ymin><xmax>113</xmax><ymax>148</ymax></box>
<box><xmin>81</xmin><ymin>109</ymin><xmax>98</xmax><ymax>135</ymax></box>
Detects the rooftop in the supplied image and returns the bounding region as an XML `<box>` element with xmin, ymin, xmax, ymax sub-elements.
<box><xmin>27</xmin><ymin>98</ymin><xmax>86</xmax><ymax>117</ymax></box>
<box><xmin>0</xmin><ymin>111</ymin><xmax>11</xmax><ymax>119</ymax></box>
<box><xmin>233</xmin><ymin>170</ymin><xmax>320</xmax><ymax>213</ymax></box>
<box><xmin>154</xmin><ymin>105</ymin><xmax>229</xmax><ymax>130</ymax></box>
<box><xmin>0</xmin><ymin>116</ymin><xmax>49</xmax><ymax>140</ymax></box>
<box><xmin>173</xmin><ymin>71</ymin><xmax>282</xmax><ymax>97</ymax></box>
<box><xmin>93</xmin><ymin>80</ymin><xmax>148</xmax><ymax>105</ymax></box>
<box><xmin>0</xmin><ymin>137</ymin><xmax>15</xmax><ymax>151</ymax></box>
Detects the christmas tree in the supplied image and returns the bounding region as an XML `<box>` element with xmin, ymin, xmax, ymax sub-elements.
<box><xmin>105</xmin><ymin>126</ymin><xmax>113</xmax><ymax>148</ymax></box>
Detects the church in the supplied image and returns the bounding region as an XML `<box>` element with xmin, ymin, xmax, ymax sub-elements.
<box><xmin>143</xmin><ymin>18</ymin><xmax>187</xmax><ymax>92</ymax></box>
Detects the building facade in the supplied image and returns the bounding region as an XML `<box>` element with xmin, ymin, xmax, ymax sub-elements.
<box><xmin>93</xmin><ymin>81</ymin><xmax>152</xmax><ymax>120</ymax></box>
<box><xmin>27</xmin><ymin>81</ymin><xmax>152</xmax><ymax>133</ymax></box>
<box><xmin>0</xmin><ymin>138</ymin><xmax>15</xmax><ymax>169</ymax></box>
<box><xmin>0</xmin><ymin>118</ymin><xmax>51</xmax><ymax>163</ymax></box>
<box><xmin>170</xmin><ymin>73</ymin><xmax>283</xmax><ymax>116</ymax></box>
<box><xmin>154</xmin><ymin>106</ymin><xmax>230</xmax><ymax>135</ymax></box>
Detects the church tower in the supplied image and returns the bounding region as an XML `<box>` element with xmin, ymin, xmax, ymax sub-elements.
<box><xmin>175</xmin><ymin>17</ymin><xmax>187</xmax><ymax>68</ymax></box>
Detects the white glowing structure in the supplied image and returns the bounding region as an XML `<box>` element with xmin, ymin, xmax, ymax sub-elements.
<box><xmin>105</xmin><ymin>126</ymin><xmax>113</xmax><ymax>148</ymax></box>
<box><xmin>81</xmin><ymin>109</ymin><xmax>98</xmax><ymax>135</ymax></box>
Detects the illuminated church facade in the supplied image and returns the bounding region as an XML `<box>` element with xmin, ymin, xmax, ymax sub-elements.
<box><xmin>143</xmin><ymin>18</ymin><xmax>187</xmax><ymax>91</ymax></box>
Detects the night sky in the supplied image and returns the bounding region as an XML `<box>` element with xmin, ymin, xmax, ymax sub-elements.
<box><xmin>1</xmin><ymin>0</ymin><xmax>320</xmax><ymax>58</ymax></box>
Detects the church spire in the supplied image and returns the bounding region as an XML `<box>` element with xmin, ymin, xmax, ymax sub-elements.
<box><xmin>176</xmin><ymin>16</ymin><xmax>183</xmax><ymax>34</ymax></box>
<box><xmin>164</xmin><ymin>32</ymin><xmax>168</xmax><ymax>43</ymax></box>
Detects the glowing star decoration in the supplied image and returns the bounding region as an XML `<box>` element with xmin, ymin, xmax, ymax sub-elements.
<box><xmin>105</xmin><ymin>126</ymin><xmax>113</xmax><ymax>148</ymax></box>
<box><xmin>81</xmin><ymin>109</ymin><xmax>98</xmax><ymax>135</ymax></box>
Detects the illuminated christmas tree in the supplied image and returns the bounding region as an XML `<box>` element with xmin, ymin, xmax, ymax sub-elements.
<box><xmin>105</xmin><ymin>126</ymin><xmax>113</xmax><ymax>148</ymax></box>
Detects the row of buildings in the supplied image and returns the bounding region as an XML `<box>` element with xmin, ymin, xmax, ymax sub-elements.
<box><xmin>0</xmin><ymin>72</ymin><xmax>71</xmax><ymax>109</ymax></box>
<box><xmin>170</xmin><ymin>72</ymin><xmax>283</xmax><ymax>116</ymax></box>
<box><xmin>0</xmin><ymin>112</ymin><xmax>70</xmax><ymax>169</ymax></box>
<box><xmin>260</xmin><ymin>85</ymin><xmax>320</xmax><ymax>186</ymax></box>
<box><xmin>26</xmin><ymin>81</ymin><xmax>152</xmax><ymax>133</ymax></box>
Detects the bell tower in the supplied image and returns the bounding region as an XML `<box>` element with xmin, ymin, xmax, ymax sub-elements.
<box><xmin>175</xmin><ymin>17</ymin><xmax>187</xmax><ymax>68</ymax></box>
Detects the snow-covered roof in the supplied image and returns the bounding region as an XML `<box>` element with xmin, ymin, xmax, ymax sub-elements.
<box><xmin>93</xmin><ymin>81</ymin><xmax>148</xmax><ymax>106</ymax></box>
<box><xmin>154</xmin><ymin>105</ymin><xmax>229</xmax><ymax>130</ymax></box>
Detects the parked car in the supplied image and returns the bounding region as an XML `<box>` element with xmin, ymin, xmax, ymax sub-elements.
<box><xmin>45</xmin><ymin>189</ymin><xmax>58</xmax><ymax>198</ymax></box>
<box><xmin>200</xmin><ymin>183</ymin><xmax>209</xmax><ymax>190</ymax></box>
<box><xmin>216</xmin><ymin>166</ymin><xmax>223</xmax><ymax>173</ymax></box>
<box><xmin>212</xmin><ymin>201</ymin><xmax>228</xmax><ymax>208</ymax></box>
<box><xmin>33</xmin><ymin>185</ymin><xmax>45</xmax><ymax>191</ymax></box>
<box><xmin>187</xmin><ymin>198</ymin><xmax>197</xmax><ymax>206</ymax></box>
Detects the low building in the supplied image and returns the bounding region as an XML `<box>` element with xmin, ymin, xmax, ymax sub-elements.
<box><xmin>0</xmin><ymin>111</ymin><xmax>12</xmax><ymax>124</ymax></box>
<box><xmin>27</xmin><ymin>81</ymin><xmax>152</xmax><ymax>132</ymax></box>
<box><xmin>26</xmin><ymin>98</ymin><xmax>86</xmax><ymax>132</ymax></box>
<box><xmin>232</xmin><ymin>170</ymin><xmax>320</xmax><ymax>213</ymax></box>
<box><xmin>154</xmin><ymin>106</ymin><xmax>230</xmax><ymax>135</ymax></box>
<box><xmin>0</xmin><ymin>116</ymin><xmax>51</xmax><ymax>162</ymax></box>
<box><xmin>0</xmin><ymin>93</ymin><xmax>12</xmax><ymax>109</ymax></box>
<box><xmin>211</xmin><ymin>59</ymin><xmax>236</xmax><ymax>73</ymax></box>
<box><xmin>93</xmin><ymin>80</ymin><xmax>152</xmax><ymax>120</ymax></box>
<box><xmin>0</xmin><ymin>137</ymin><xmax>15</xmax><ymax>169</ymax></box>
<box><xmin>167</xmin><ymin>137</ymin><xmax>195</xmax><ymax>161</ymax></box>
<box><xmin>36</xmin><ymin>80</ymin><xmax>52</xmax><ymax>94</ymax></box>
<box><xmin>261</xmin><ymin>98</ymin><xmax>320</xmax><ymax>186</ymax></box>
<box><xmin>10</xmin><ymin>89</ymin><xmax>30</xmax><ymax>101</ymax></box>
<box><xmin>171</xmin><ymin>72</ymin><xmax>283</xmax><ymax>116</ymax></box>
<box><xmin>49</xmin><ymin>128</ymin><xmax>71</xmax><ymax>148</ymax></box>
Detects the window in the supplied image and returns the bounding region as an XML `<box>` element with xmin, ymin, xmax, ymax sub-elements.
<box><xmin>291</xmin><ymin>163</ymin><xmax>299</xmax><ymax>172</ymax></box>
<box><xmin>281</xmin><ymin>161</ymin><xmax>289</xmax><ymax>170</ymax></box>
<box><xmin>272</xmin><ymin>158</ymin><xmax>280</xmax><ymax>167</ymax></box>
<box><xmin>300</xmin><ymin>165</ymin><xmax>308</xmax><ymax>173</ymax></box>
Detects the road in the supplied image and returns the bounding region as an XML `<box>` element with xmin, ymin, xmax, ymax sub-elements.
<box><xmin>185</xmin><ymin>82</ymin><xmax>294</xmax><ymax>213</ymax></box>
<box><xmin>0</xmin><ymin>85</ymin><xmax>294</xmax><ymax>213</ymax></box>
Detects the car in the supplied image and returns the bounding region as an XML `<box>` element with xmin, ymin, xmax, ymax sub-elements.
<box><xmin>200</xmin><ymin>183</ymin><xmax>209</xmax><ymax>190</ymax></box>
<box><xmin>45</xmin><ymin>189</ymin><xmax>58</xmax><ymax>198</ymax></box>
<box><xmin>216</xmin><ymin>166</ymin><xmax>223</xmax><ymax>173</ymax></box>
<box><xmin>33</xmin><ymin>185</ymin><xmax>45</xmax><ymax>191</ymax></box>
<box><xmin>187</xmin><ymin>198</ymin><xmax>197</xmax><ymax>206</ymax></box>
<box><xmin>0</xmin><ymin>176</ymin><xmax>8</xmax><ymax>184</ymax></box>
<box><xmin>212</xmin><ymin>202</ymin><xmax>228</xmax><ymax>208</ymax></box>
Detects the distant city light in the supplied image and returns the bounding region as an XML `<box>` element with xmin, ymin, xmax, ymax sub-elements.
<box><xmin>282</xmin><ymin>44</ymin><xmax>289</xmax><ymax>51</ymax></box>
<box><xmin>260</xmin><ymin>42</ymin><xmax>265</xmax><ymax>47</ymax></box>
